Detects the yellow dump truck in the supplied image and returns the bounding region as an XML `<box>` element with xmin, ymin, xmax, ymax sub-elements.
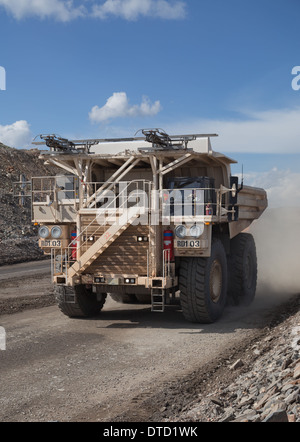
<box><xmin>32</xmin><ymin>130</ymin><xmax>267</xmax><ymax>323</ymax></box>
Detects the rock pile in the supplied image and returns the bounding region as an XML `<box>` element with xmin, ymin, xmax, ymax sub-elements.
<box><xmin>0</xmin><ymin>143</ymin><xmax>59</xmax><ymax>265</ymax></box>
<box><xmin>172</xmin><ymin>299</ymin><xmax>300</xmax><ymax>422</ymax></box>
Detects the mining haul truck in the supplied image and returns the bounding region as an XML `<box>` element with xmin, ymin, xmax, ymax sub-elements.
<box><xmin>31</xmin><ymin>130</ymin><xmax>268</xmax><ymax>323</ymax></box>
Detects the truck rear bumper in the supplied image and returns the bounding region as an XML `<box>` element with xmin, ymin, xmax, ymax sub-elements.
<box><xmin>53</xmin><ymin>273</ymin><xmax>178</xmax><ymax>291</ymax></box>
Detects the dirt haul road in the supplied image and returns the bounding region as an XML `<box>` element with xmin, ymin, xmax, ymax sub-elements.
<box><xmin>0</xmin><ymin>266</ymin><xmax>297</xmax><ymax>423</ymax></box>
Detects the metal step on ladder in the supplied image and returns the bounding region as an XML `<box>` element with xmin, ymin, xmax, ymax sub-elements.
<box><xmin>151</xmin><ymin>287</ymin><xmax>166</xmax><ymax>312</ymax></box>
<box><xmin>55</xmin><ymin>286</ymin><xmax>76</xmax><ymax>304</ymax></box>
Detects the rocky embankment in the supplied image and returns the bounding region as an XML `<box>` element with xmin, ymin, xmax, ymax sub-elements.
<box><xmin>167</xmin><ymin>296</ymin><xmax>300</xmax><ymax>423</ymax></box>
<box><xmin>0</xmin><ymin>143</ymin><xmax>58</xmax><ymax>265</ymax></box>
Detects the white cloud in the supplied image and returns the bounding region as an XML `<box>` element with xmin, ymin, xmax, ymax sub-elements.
<box><xmin>92</xmin><ymin>0</ymin><xmax>186</xmax><ymax>20</ymax></box>
<box><xmin>0</xmin><ymin>0</ymin><xmax>186</xmax><ymax>21</ymax></box>
<box><xmin>89</xmin><ymin>92</ymin><xmax>162</xmax><ymax>123</ymax></box>
<box><xmin>0</xmin><ymin>0</ymin><xmax>85</xmax><ymax>21</ymax></box>
<box><xmin>0</xmin><ymin>120</ymin><xmax>32</xmax><ymax>148</ymax></box>
<box><xmin>166</xmin><ymin>107</ymin><xmax>300</xmax><ymax>154</ymax></box>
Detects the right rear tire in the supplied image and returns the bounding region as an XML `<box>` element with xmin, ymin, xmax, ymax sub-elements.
<box><xmin>227</xmin><ymin>233</ymin><xmax>257</xmax><ymax>306</ymax></box>
<box><xmin>179</xmin><ymin>240</ymin><xmax>228</xmax><ymax>323</ymax></box>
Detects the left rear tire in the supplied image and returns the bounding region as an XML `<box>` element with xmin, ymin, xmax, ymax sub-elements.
<box><xmin>56</xmin><ymin>285</ymin><xmax>107</xmax><ymax>318</ymax></box>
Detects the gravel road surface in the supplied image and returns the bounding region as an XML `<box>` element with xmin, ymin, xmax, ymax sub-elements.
<box><xmin>0</xmin><ymin>266</ymin><xmax>296</xmax><ymax>422</ymax></box>
<box><xmin>0</xmin><ymin>260</ymin><xmax>50</xmax><ymax>281</ymax></box>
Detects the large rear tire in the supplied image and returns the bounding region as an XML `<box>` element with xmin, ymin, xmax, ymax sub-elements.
<box><xmin>227</xmin><ymin>233</ymin><xmax>257</xmax><ymax>306</ymax></box>
<box><xmin>179</xmin><ymin>240</ymin><xmax>228</xmax><ymax>323</ymax></box>
<box><xmin>56</xmin><ymin>285</ymin><xmax>107</xmax><ymax>318</ymax></box>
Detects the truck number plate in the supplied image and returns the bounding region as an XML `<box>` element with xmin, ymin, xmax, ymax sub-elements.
<box><xmin>40</xmin><ymin>240</ymin><xmax>62</xmax><ymax>247</ymax></box>
<box><xmin>176</xmin><ymin>240</ymin><xmax>201</xmax><ymax>248</ymax></box>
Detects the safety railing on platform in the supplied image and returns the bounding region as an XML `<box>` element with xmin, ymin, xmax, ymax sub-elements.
<box><xmin>63</xmin><ymin>180</ymin><xmax>152</xmax><ymax>273</ymax></box>
<box><xmin>161</xmin><ymin>187</ymin><xmax>232</xmax><ymax>223</ymax></box>
<box><xmin>31</xmin><ymin>176</ymin><xmax>80</xmax><ymax>206</ymax></box>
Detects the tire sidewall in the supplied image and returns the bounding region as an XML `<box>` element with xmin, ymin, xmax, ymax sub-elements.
<box><xmin>77</xmin><ymin>285</ymin><xmax>107</xmax><ymax>315</ymax></box>
<box><xmin>240</xmin><ymin>237</ymin><xmax>257</xmax><ymax>305</ymax></box>
<box><xmin>204</xmin><ymin>241</ymin><xmax>228</xmax><ymax>322</ymax></box>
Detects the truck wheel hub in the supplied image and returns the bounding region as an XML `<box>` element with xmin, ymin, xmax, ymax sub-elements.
<box><xmin>210</xmin><ymin>259</ymin><xmax>222</xmax><ymax>303</ymax></box>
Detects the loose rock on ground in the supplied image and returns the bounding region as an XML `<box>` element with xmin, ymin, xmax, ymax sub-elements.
<box><xmin>164</xmin><ymin>296</ymin><xmax>300</xmax><ymax>422</ymax></box>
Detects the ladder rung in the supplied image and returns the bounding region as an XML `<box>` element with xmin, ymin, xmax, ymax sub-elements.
<box><xmin>151</xmin><ymin>288</ymin><xmax>165</xmax><ymax>312</ymax></box>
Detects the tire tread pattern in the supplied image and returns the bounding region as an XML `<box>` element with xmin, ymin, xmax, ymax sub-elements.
<box><xmin>179</xmin><ymin>240</ymin><xmax>227</xmax><ymax>323</ymax></box>
<box><xmin>56</xmin><ymin>285</ymin><xmax>107</xmax><ymax>318</ymax></box>
<box><xmin>228</xmin><ymin>233</ymin><xmax>257</xmax><ymax>306</ymax></box>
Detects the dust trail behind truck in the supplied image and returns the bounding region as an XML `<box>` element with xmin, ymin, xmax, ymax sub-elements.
<box><xmin>31</xmin><ymin>129</ymin><xmax>268</xmax><ymax>323</ymax></box>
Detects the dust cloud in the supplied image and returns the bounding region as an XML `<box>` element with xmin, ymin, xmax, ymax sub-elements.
<box><xmin>250</xmin><ymin>207</ymin><xmax>300</xmax><ymax>303</ymax></box>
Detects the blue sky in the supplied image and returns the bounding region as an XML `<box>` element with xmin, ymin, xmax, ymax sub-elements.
<box><xmin>0</xmin><ymin>0</ymin><xmax>300</xmax><ymax>205</ymax></box>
